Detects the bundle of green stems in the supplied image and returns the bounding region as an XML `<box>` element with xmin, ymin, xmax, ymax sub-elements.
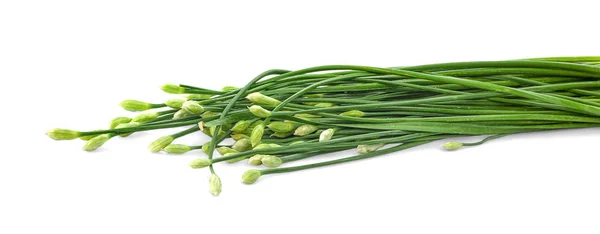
<box><xmin>47</xmin><ymin>56</ymin><xmax>600</xmax><ymax>195</ymax></box>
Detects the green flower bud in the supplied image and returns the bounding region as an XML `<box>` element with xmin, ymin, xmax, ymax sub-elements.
<box><xmin>305</xmin><ymin>93</ymin><xmax>324</xmax><ymax>98</ymax></box>
<box><xmin>248</xmin><ymin>105</ymin><xmax>271</xmax><ymax>118</ymax></box>
<box><xmin>248</xmin><ymin>155</ymin><xmax>266</xmax><ymax>165</ymax></box>
<box><xmin>173</xmin><ymin>109</ymin><xmax>191</xmax><ymax>119</ymax></box>
<box><xmin>163</xmin><ymin>144</ymin><xmax>192</xmax><ymax>154</ymax></box>
<box><xmin>209</xmin><ymin>174</ymin><xmax>222</xmax><ymax>196</ymax></box>
<box><xmin>340</xmin><ymin>110</ymin><xmax>365</xmax><ymax>117</ymax></box>
<box><xmin>82</xmin><ymin>134</ymin><xmax>111</xmax><ymax>151</ymax></box>
<box><xmin>314</xmin><ymin>103</ymin><xmax>335</xmax><ymax>108</ymax></box>
<box><xmin>225</xmin><ymin>153</ymin><xmax>245</xmax><ymax>163</ymax></box>
<box><xmin>253</xmin><ymin>143</ymin><xmax>280</xmax><ymax>150</ymax></box>
<box><xmin>294</xmin><ymin>124</ymin><xmax>318</xmax><ymax>136</ymax></box>
<box><xmin>132</xmin><ymin>112</ymin><xmax>159</xmax><ymax>123</ymax></box>
<box><xmin>208</xmin><ymin>126</ymin><xmax>225</xmax><ymax>137</ymax></box>
<box><xmin>109</xmin><ymin>116</ymin><xmax>132</xmax><ymax>129</ymax></box>
<box><xmin>148</xmin><ymin>136</ymin><xmax>174</xmax><ymax>152</ymax></box>
<box><xmin>250</xmin><ymin>124</ymin><xmax>265</xmax><ymax>147</ymax></box>
<box><xmin>271</xmin><ymin>131</ymin><xmax>293</xmax><ymax>138</ymax></box>
<box><xmin>165</xmin><ymin>99</ymin><xmax>185</xmax><ymax>109</ymax></box>
<box><xmin>115</xmin><ymin>122</ymin><xmax>140</xmax><ymax>137</ymax></box>
<box><xmin>46</xmin><ymin>128</ymin><xmax>81</xmax><ymax>140</ymax></box>
<box><xmin>289</xmin><ymin>141</ymin><xmax>305</xmax><ymax>146</ymax></box>
<box><xmin>216</xmin><ymin>147</ymin><xmax>239</xmax><ymax>156</ymax></box>
<box><xmin>241</xmin><ymin>169</ymin><xmax>262</xmax><ymax>184</ymax></box>
<box><xmin>443</xmin><ymin>142</ymin><xmax>463</xmax><ymax>150</ymax></box>
<box><xmin>261</xmin><ymin>155</ymin><xmax>282</xmax><ymax>168</ymax></box>
<box><xmin>201</xmin><ymin>111</ymin><xmax>218</xmax><ymax>118</ymax></box>
<box><xmin>161</xmin><ymin>83</ymin><xmax>185</xmax><ymax>94</ymax></box>
<box><xmin>232</xmin><ymin>138</ymin><xmax>252</xmax><ymax>152</ymax></box>
<box><xmin>357</xmin><ymin>143</ymin><xmax>385</xmax><ymax>154</ymax></box>
<box><xmin>184</xmin><ymin>94</ymin><xmax>212</xmax><ymax>100</ymax></box>
<box><xmin>231</xmin><ymin>120</ymin><xmax>253</xmax><ymax>133</ymax></box>
<box><xmin>231</xmin><ymin>133</ymin><xmax>249</xmax><ymax>141</ymax></box>
<box><xmin>221</xmin><ymin>86</ymin><xmax>238</xmax><ymax>92</ymax></box>
<box><xmin>246</xmin><ymin>92</ymin><xmax>281</xmax><ymax>106</ymax></box>
<box><xmin>201</xmin><ymin>142</ymin><xmax>212</xmax><ymax>155</ymax></box>
<box><xmin>267</xmin><ymin>121</ymin><xmax>297</xmax><ymax>133</ymax></box>
<box><xmin>294</xmin><ymin>113</ymin><xmax>321</xmax><ymax>118</ymax></box>
<box><xmin>319</xmin><ymin>129</ymin><xmax>335</xmax><ymax>142</ymax></box>
<box><xmin>182</xmin><ymin>101</ymin><xmax>204</xmax><ymax>115</ymax></box>
<box><xmin>189</xmin><ymin>158</ymin><xmax>212</xmax><ymax>169</ymax></box>
<box><xmin>120</xmin><ymin>100</ymin><xmax>152</xmax><ymax>112</ymax></box>
<box><xmin>80</xmin><ymin>132</ymin><xmax>101</xmax><ymax>141</ymax></box>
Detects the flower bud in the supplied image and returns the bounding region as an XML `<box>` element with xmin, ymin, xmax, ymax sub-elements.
<box><xmin>248</xmin><ymin>155</ymin><xmax>266</xmax><ymax>165</ymax></box>
<box><xmin>314</xmin><ymin>103</ymin><xmax>335</xmax><ymax>108</ymax></box>
<box><xmin>294</xmin><ymin>113</ymin><xmax>321</xmax><ymax>118</ymax></box>
<box><xmin>253</xmin><ymin>143</ymin><xmax>281</xmax><ymax>150</ymax></box>
<box><xmin>250</xmin><ymin>124</ymin><xmax>265</xmax><ymax>147</ymax></box>
<box><xmin>294</xmin><ymin>124</ymin><xmax>318</xmax><ymax>136</ymax></box>
<box><xmin>132</xmin><ymin>112</ymin><xmax>159</xmax><ymax>123</ymax></box>
<box><xmin>267</xmin><ymin>121</ymin><xmax>297</xmax><ymax>133</ymax></box>
<box><xmin>161</xmin><ymin>83</ymin><xmax>185</xmax><ymax>94</ymax></box>
<box><xmin>242</xmin><ymin>169</ymin><xmax>262</xmax><ymax>184</ymax></box>
<box><xmin>201</xmin><ymin>142</ymin><xmax>212</xmax><ymax>155</ymax></box>
<box><xmin>185</xmin><ymin>94</ymin><xmax>212</xmax><ymax>100</ymax></box>
<box><xmin>232</xmin><ymin>138</ymin><xmax>252</xmax><ymax>152</ymax></box>
<box><xmin>46</xmin><ymin>128</ymin><xmax>81</xmax><ymax>140</ymax></box>
<box><xmin>189</xmin><ymin>158</ymin><xmax>212</xmax><ymax>169</ymax></box>
<box><xmin>221</xmin><ymin>86</ymin><xmax>238</xmax><ymax>92</ymax></box>
<box><xmin>115</xmin><ymin>122</ymin><xmax>140</xmax><ymax>137</ymax></box>
<box><xmin>209</xmin><ymin>174</ymin><xmax>222</xmax><ymax>196</ymax></box>
<box><xmin>82</xmin><ymin>134</ymin><xmax>111</xmax><ymax>151</ymax></box>
<box><xmin>271</xmin><ymin>131</ymin><xmax>293</xmax><ymax>138</ymax></box>
<box><xmin>357</xmin><ymin>143</ymin><xmax>385</xmax><ymax>154</ymax></box>
<box><xmin>163</xmin><ymin>144</ymin><xmax>192</xmax><ymax>154</ymax></box>
<box><xmin>225</xmin><ymin>153</ymin><xmax>245</xmax><ymax>163</ymax></box>
<box><xmin>443</xmin><ymin>142</ymin><xmax>463</xmax><ymax>150</ymax></box>
<box><xmin>215</xmin><ymin>147</ymin><xmax>238</xmax><ymax>156</ymax></box>
<box><xmin>246</xmin><ymin>92</ymin><xmax>281</xmax><ymax>106</ymax></box>
<box><xmin>340</xmin><ymin>110</ymin><xmax>365</xmax><ymax>117</ymax></box>
<box><xmin>248</xmin><ymin>105</ymin><xmax>271</xmax><ymax>118</ymax></box>
<box><xmin>79</xmin><ymin>133</ymin><xmax>100</xmax><ymax>141</ymax></box>
<box><xmin>181</xmin><ymin>101</ymin><xmax>204</xmax><ymax>115</ymax></box>
<box><xmin>148</xmin><ymin>136</ymin><xmax>174</xmax><ymax>152</ymax></box>
<box><xmin>201</xmin><ymin>111</ymin><xmax>218</xmax><ymax>118</ymax></box>
<box><xmin>231</xmin><ymin>120</ymin><xmax>253</xmax><ymax>133</ymax></box>
<box><xmin>165</xmin><ymin>99</ymin><xmax>185</xmax><ymax>109</ymax></box>
<box><xmin>319</xmin><ymin>129</ymin><xmax>335</xmax><ymax>142</ymax></box>
<box><xmin>261</xmin><ymin>155</ymin><xmax>283</xmax><ymax>168</ymax></box>
<box><xmin>173</xmin><ymin>109</ymin><xmax>191</xmax><ymax>119</ymax></box>
<box><xmin>109</xmin><ymin>116</ymin><xmax>132</xmax><ymax>129</ymax></box>
<box><xmin>231</xmin><ymin>133</ymin><xmax>249</xmax><ymax>141</ymax></box>
<box><xmin>120</xmin><ymin>100</ymin><xmax>153</xmax><ymax>112</ymax></box>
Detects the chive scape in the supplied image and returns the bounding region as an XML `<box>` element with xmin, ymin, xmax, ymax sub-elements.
<box><xmin>47</xmin><ymin>57</ymin><xmax>600</xmax><ymax>195</ymax></box>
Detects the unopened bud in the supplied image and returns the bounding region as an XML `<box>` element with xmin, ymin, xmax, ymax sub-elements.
<box><xmin>148</xmin><ymin>136</ymin><xmax>174</xmax><ymax>152</ymax></box>
<box><xmin>221</xmin><ymin>86</ymin><xmax>238</xmax><ymax>92</ymax></box>
<box><xmin>340</xmin><ymin>110</ymin><xmax>365</xmax><ymax>117</ymax></box>
<box><xmin>185</xmin><ymin>94</ymin><xmax>212</xmax><ymax>100</ymax></box>
<box><xmin>248</xmin><ymin>105</ymin><xmax>271</xmax><ymax>118</ymax></box>
<box><xmin>267</xmin><ymin>121</ymin><xmax>297</xmax><ymax>133</ymax></box>
<box><xmin>248</xmin><ymin>155</ymin><xmax>266</xmax><ymax>165</ymax></box>
<box><xmin>82</xmin><ymin>134</ymin><xmax>112</xmax><ymax>151</ymax></box>
<box><xmin>231</xmin><ymin>120</ymin><xmax>253</xmax><ymax>133</ymax></box>
<box><xmin>209</xmin><ymin>174</ymin><xmax>222</xmax><ymax>196</ymax></box>
<box><xmin>294</xmin><ymin>113</ymin><xmax>321</xmax><ymax>118</ymax></box>
<box><xmin>115</xmin><ymin>122</ymin><xmax>140</xmax><ymax>137</ymax></box>
<box><xmin>182</xmin><ymin>101</ymin><xmax>204</xmax><ymax>115</ymax></box>
<box><xmin>294</xmin><ymin>124</ymin><xmax>319</xmax><ymax>136</ymax></box>
<box><xmin>242</xmin><ymin>169</ymin><xmax>262</xmax><ymax>184</ymax></box>
<box><xmin>232</xmin><ymin>138</ymin><xmax>252</xmax><ymax>152</ymax></box>
<box><xmin>254</xmin><ymin>143</ymin><xmax>281</xmax><ymax>150</ymax></box>
<box><xmin>271</xmin><ymin>131</ymin><xmax>293</xmax><ymax>138</ymax></box>
<box><xmin>261</xmin><ymin>155</ymin><xmax>283</xmax><ymax>168</ymax></box>
<box><xmin>314</xmin><ymin>103</ymin><xmax>335</xmax><ymax>108</ymax></box>
<box><xmin>161</xmin><ymin>83</ymin><xmax>185</xmax><ymax>94</ymax></box>
<box><xmin>246</xmin><ymin>92</ymin><xmax>281</xmax><ymax>106</ymax></box>
<box><xmin>165</xmin><ymin>99</ymin><xmax>185</xmax><ymax>109</ymax></box>
<box><xmin>443</xmin><ymin>142</ymin><xmax>463</xmax><ymax>150</ymax></box>
<box><xmin>173</xmin><ymin>109</ymin><xmax>191</xmax><ymax>119</ymax></box>
<box><xmin>109</xmin><ymin>116</ymin><xmax>132</xmax><ymax>129</ymax></box>
<box><xmin>120</xmin><ymin>100</ymin><xmax>152</xmax><ymax>112</ymax></box>
<box><xmin>189</xmin><ymin>158</ymin><xmax>212</xmax><ymax>169</ymax></box>
<box><xmin>231</xmin><ymin>133</ymin><xmax>249</xmax><ymax>141</ymax></box>
<box><xmin>132</xmin><ymin>112</ymin><xmax>159</xmax><ymax>123</ymax></box>
<box><xmin>250</xmin><ymin>124</ymin><xmax>265</xmax><ymax>147</ymax></box>
<box><xmin>216</xmin><ymin>147</ymin><xmax>239</xmax><ymax>156</ymax></box>
<box><xmin>46</xmin><ymin>128</ymin><xmax>81</xmax><ymax>140</ymax></box>
<box><xmin>163</xmin><ymin>144</ymin><xmax>192</xmax><ymax>154</ymax></box>
<box><xmin>357</xmin><ymin>143</ymin><xmax>385</xmax><ymax>154</ymax></box>
<box><xmin>319</xmin><ymin>129</ymin><xmax>335</xmax><ymax>142</ymax></box>
<box><xmin>225</xmin><ymin>153</ymin><xmax>245</xmax><ymax>163</ymax></box>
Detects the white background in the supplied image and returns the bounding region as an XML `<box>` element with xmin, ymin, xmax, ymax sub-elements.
<box><xmin>2</xmin><ymin>0</ymin><xmax>600</xmax><ymax>233</ymax></box>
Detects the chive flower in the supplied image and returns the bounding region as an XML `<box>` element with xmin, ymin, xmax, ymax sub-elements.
<box><xmin>109</xmin><ymin>116</ymin><xmax>132</xmax><ymax>129</ymax></box>
<box><xmin>189</xmin><ymin>158</ymin><xmax>212</xmax><ymax>169</ymax></box>
<box><xmin>250</xmin><ymin>124</ymin><xmax>265</xmax><ymax>147</ymax></box>
<box><xmin>165</xmin><ymin>99</ymin><xmax>185</xmax><ymax>109</ymax></box>
<box><xmin>221</xmin><ymin>86</ymin><xmax>238</xmax><ymax>92</ymax></box>
<box><xmin>319</xmin><ymin>129</ymin><xmax>335</xmax><ymax>142</ymax></box>
<box><xmin>82</xmin><ymin>134</ymin><xmax>111</xmax><ymax>151</ymax></box>
<box><xmin>248</xmin><ymin>155</ymin><xmax>266</xmax><ymax>165</ymax></box>
<box><xmin>115</xmin><ymin>122</ymin><xmax>140</xmax><ymax>137</ymax></box>
<box><xmin>294</xmin><ymin>124</ymin><xmax>319</xmax><ymax>136</ymax></box>
<box><xmin>46</xmin><ymin>128</ymin><xmax>81</xmax><ymax>140</ymax></box>
<box><xmin>340</xmin><ymin>110</ymin><xmax>365</xmax><ymax>117</ymax></box>
<box><xmin>267</xmin><ymin>121</ymin><xmax>297</xmax><ymax>133</ymax></box>
<box><xmin>161</xmin><ymin>84</ymin><xmax>185</xmax><ymax>94</ymax></box>
<box><xmin>356</xmin><ymin>143</ymin><xmax>385</xmax><ymax>154</ymax></box>
<box><xmin>209</xmin><ymin>174</ymin><xmax>222</xmax><ymax>196</ymax></box>
<box><xmin>148</xmin><ymin>136</ymin><xmax>174</xmax><ymax>152</ymax></box>
<box><xmin>443</xmin><ymin>142</ymin><xmax>464</xmax><ymax>150</ymax></box>
<box><xmin>163</xmin><ymin>144</ymin><xmax>192</xmax><ymax>154</ymax></box>
<box><xmin>216</xmin><ymin>147</ymin><xmax>239</xmax><ymax>155</ymax></box>
<box><xmin>241</xmin><ymin>169</ymin><xmax>262</xmax><ymax>184</ymax></box>
<box><xmin>246</xmin><ymin>92</ymin><xmax>281</xmax><ymax>106</ymax></box>
<box><xmin>182</xmin><ymin>101</ymin><xmax>204</xmax><ymax>115</ymax></box>
<box><xmin>184</xmin><ymin>94</ymin><xmax>212</xmax><ymax>100</ymax></box>
<box><xmin>261</xmin><ymin>155</ymin><xmax>283</xmax><ymax>168</ymax></box>
<box><xmin>232</xmin><ymin>138</ymin><xmax>252</xmax><ymax>152</ymax></box>
<box><xmin>120</xmin><ymin>100</ymin><xmax>152</xmax><ymax>112</ymax></box>
<box><xmin>248</xmin><ymin>105</ymin><xmax>272</xmax><ymax>118</ymax></box>
<box><xmin>132</xmin><ymin>112</ymin><xmax>159</xmax><ymax>123</ymax></box>
<box><xmin>231</xmin><ymin>120</ymin><xmax>253</xmax><ymax>133</ymax></box>
<box><xmin>173</xmin><ymin>109</ymin><xmax>191</xmax><ymax>119</ymax></box>
<box><xmin>231</xmin><ymin>133</ymin><xmax>249</xmax><ymax>141</ymax></box>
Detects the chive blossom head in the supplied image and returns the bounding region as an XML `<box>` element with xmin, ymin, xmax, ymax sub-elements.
<box><xmin>221</xmin><ymin>86</ymin><xmax>238</xmax><ymax>92</ymax></box>
<box><xmin>225</xmin><ymin>153</ymin><xmax>245</xmax><ymax>163</ymax></box>
<box><xmin>165</xmin><ymin>99</ymin><xmax>185</xmax><ymax>109</ymax></box>
<box><xmin>261</xmin><ymin>155</ymin><xmax>282</xmax><ymax>168</ymax></box>
<box><xmin>231</xmin><ymin>133</ymin><xmax>249</xmax><ymax>141</ymax></box>
<box><xmin>46</xmin><ymin>128</ymin><xmax>81</xmax><ymax>140</ymax></box>
<box><xmin>185</xmin><ymin>94</ymin><xmax>212</xmax><ymax>100</ymax></box>
<box><xmin>161</xmin><ymin>84</ymin><xmax>185</xmax><ymax>94</ymax></box>
<box><xmin>132</xmin><ymin>112</ymin><xmax>159</xmax><ymax>123</ymax></box>
<box><xmin>163</xmin><ymin>144</ymin><xmax>192</xmax><ymax>154</ymax></box>
<box><xmin>356</xmin><ymin>143</ymin><xmax>385</xmax><ymax>154</ymax></box>
<box><xmin>250</xmin><ymin>124</ymin><xmax>265</xmax><ymax>147</ymax></box>
<box><xmin>82</xmin><ymin>134</ymin><xmax>111</xmax><ymax>151</ymax></box>
<box><xmin>182</xmin><ymin>101</ymin><xmax>204</xmax><ymax>115</ymax></box>
<box><xmin>253</xmin><ymin>143</ymin><xmax>281</xmax><ymax>150</ymax></box>
<box><xmin>294</xmin><ymin>124</ymin><xmax>319</xmax><ymax>136</ymax></box>
<box><xmin>148</xmin><ymin>136</ymin><xmax>174</xmax><ymax>152</ymax></box>
<box><xmin>231</xmin><ymin>120</ymin><xmax>253</xmax><ymax>133</ymax></box>
<box><xmin>216</xmin><ymin>147</ymin><xmax>239</xmax><ymax>155</ymax></box>
<box><xmin>232</xmin><ymin>138</ymin><xmax>252</xmax><ymax>152</ymax></box>
<box><xmin>248</xmin><ymin>105</ymin><xmax>271</xmax><ymax>118</ymax></box>
<box><xmin>319</xmin><ymin>129</ymin><xmax>335</xmax><ymax>142</ymax></box>
<box><xmin>189</xmin><ymin>158</ymin><xmax>212</xmax><ymax>169</ymax></box>
<box><xmin>209</xmin><ymin>174</ymin><xmax>222</xmax><ymax>196</ymax></box>
<box><xmin>443</xmin><ymin>142</ymin><xmax>463</xmax><ymax>150</ymax></box>
<box><xmin>115</xmin><ymin>122</ymin><xmax>140</xmax><ymax>137</ymax></box>
<box><xmin>241</xmin><ymin>169</ymin><xmax>262</xmax><ymax>184</ymax></box>
<box><xmin>109</xmin><ymin>116</ymin><xmax>132</xmax><ymax>129</ymax></box>
<box><xmin>173</xmin><ymin>109</ymin><xmax>191</xmax><ymax>119</ymax></box>
<box><xmin>248</xmin><ymin>155</ymin><xmax>266</xmax><ymax>165</ymax></box>
<box><xmin>340</xmin><ymin>110</ymin><xmax>365</xmax><ymax>117</ymax></box>
<box><xmin>267</xmin><ymin>121</ymin><xmax>297</xmax><ymax>133</ymax></box>
<box><xmin>246</xmin><ymin>92</ymin><xmax>281</xmax><ymax>106</ymax></box>
<box><xmin>120</xmin><ymin>100</ymin><xmax>152</xmax><ymax>112</ymax></box>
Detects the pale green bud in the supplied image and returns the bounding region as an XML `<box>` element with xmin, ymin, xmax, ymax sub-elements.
<box><xmin>246</xmin><ymin>92</ymin><xmax>281</xmax><ymax>106</ymax></box>
<box><xmin>289</xmin><ymin>141</ymin><xmax>305</xmax><ymax>146</ymax></box>
<box><xmin>201</xmin><ymin>111</ymin><xmax>218</xmax><ymax>118</ymax></box>
<box><xmin>184</xmin><ymin>94</ymin><xmax>212</xmax><ymax>100</ymax></box>
<box><xmin>314</xmin><ymin>103</ymin><xmax>335</xmax><ymax>108</ymax></box>
<box><xmin>148</xmin><ymin>136</ymin><xmax>174</xmax><ymax>152</ymax></box>
<box><xmin>248</xmin><ymin>155</ymin><xmax>266</xmax><ymax>165</ymax></box>
<box><xmin>46</xmin><ymin>128</ymin><xmax>81</xmax><ymax>140</ymax></box>
<box><xmin>267</xmin><ymin>121</ymin><xmax>298</xmax><ymax>133</ymax></box>
<box><xmin>132</xmin><ymin>112</ymin><xmax>159</xmax><ymax>123</ymax></box>
<box><xmin>120</xmin><ymin>100</ymin><xmax>152</xmax><ymax>112</ymax></box>
<box><xmin>209</xmin><ymin>174</ymin><xmax>222</xmax><ymax>196</ymax></box>
<box><xmin>221</xmin><ymin>86</ymin><xmax>238</xmax><ymax>92</ymax></box>
<box><xmin>271</xmin><ymin>131</ymin><xmax>293</xmax><ymax>138</ymax></box>
<box><xmin>294</xmin><ymin>124</ymin><xmax>318</xmax><ymax>136</ymax></box>
<box><xmin>216</xmin><ymin>147</ymin><xmax>239</xmax><ymax>156</ymax></box>
<box><xmin>189</xmin><ymin>158</ymin><xmax>212</xmax><ymax>169</ymax></box>
<box><xmin>248</xmin><ymin>105</ymin><xmax>271</xmax><ymax>118</ymax></box>
<box><xmin>231</xmin><ymin>120</ymin><xmax>253</xmax><ymax>133</ymax></box>
<box><xmin>115</xmin><ymin>122</ymin><xmax>140</xmax><ymax>137</ymax></box>
<box><xmin>163</xmin><ymin>144</ymin><xmax>192</xmax><ymax>154</ymax></box>
<box><xmin>225</xmin><ymin>153</ymin><xmax>245</xmax><ymax>163</ymax></box>
<box><xmin>250</xmin><ymin>124</ymin><xmax>265</xmax><ymax>147</ymax></box>
<box><xmin>161</xmin><ymin>83</ymin><xmax>185</xmax><ymax>94</ymax></box>
<box><xmin>443</xmin><ymin>142</ymin><xmax>463</xmax><ymax>150</ymax></box>
<box><xmin>340</xmin><ymin>110</ymin><xmax>365</xmax><ymax>117</ymax></box>
<box><xmin>242</xmin><ymin>169</ymin><xmax>262</xmax><ymax>184</ymax></box>
<box><xmin>82</xmin><ymin>134</ymin><xmax>111</xmax><ymax>151</ymax></box>
<box><xmin>231</xmin><ymin>133</ymin><xmax>249</xmax><ymax>141</ymax></box>
<box><xmin>165</xmin><ymin>99</ymin><xmax>185</xmax><ymax>109</ymax></box>
<box><xmin>319</xmin><ymin>129</ymin><xmax>335</xmax><ymax>142</ymax></box>
<box><xmin>253</xmin><ymin>143</ymin><xmax>280</xmax><ymax>150</ymax></box>
<box><xmin>182</xmin><ymin>101</ymin><xmax>204</xmax><ymax>115</ymax></box>
<box><xmin>109</xmin><ymin>116</ymin><xmax>132</xmax><ymax>129</ymax></box>
<box><xmin>232</xmin><ymin>138</ymin><xmax>252</xmax><ymax>152</ymax></box>
<box><xmin>357</xmin><ymin>143</ymin><xmax>385</xmax><ymax>154</ymax></box>
<box><xmin>208</xmin><ymin>126</ymin><xmax>225</xmax><ymax>137</ymax></box>
<box><xmin>261</xmin><ymin>155</ymin><xmax>282</xmax><ymax>168</ymax></box>
<box><xmin>173</xmin><ymin>109</ymin><xmax>191</xmax><ymax>119</ymax></box>
<box><xmin>294</xmin><ymin>113</ymin><xmax>321</xmax><ymax>118</ymax></box>
<box><xmin>201</xmin><ymin>142</ymin><xmax>211</xmax><ymax>155</ymax></box>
